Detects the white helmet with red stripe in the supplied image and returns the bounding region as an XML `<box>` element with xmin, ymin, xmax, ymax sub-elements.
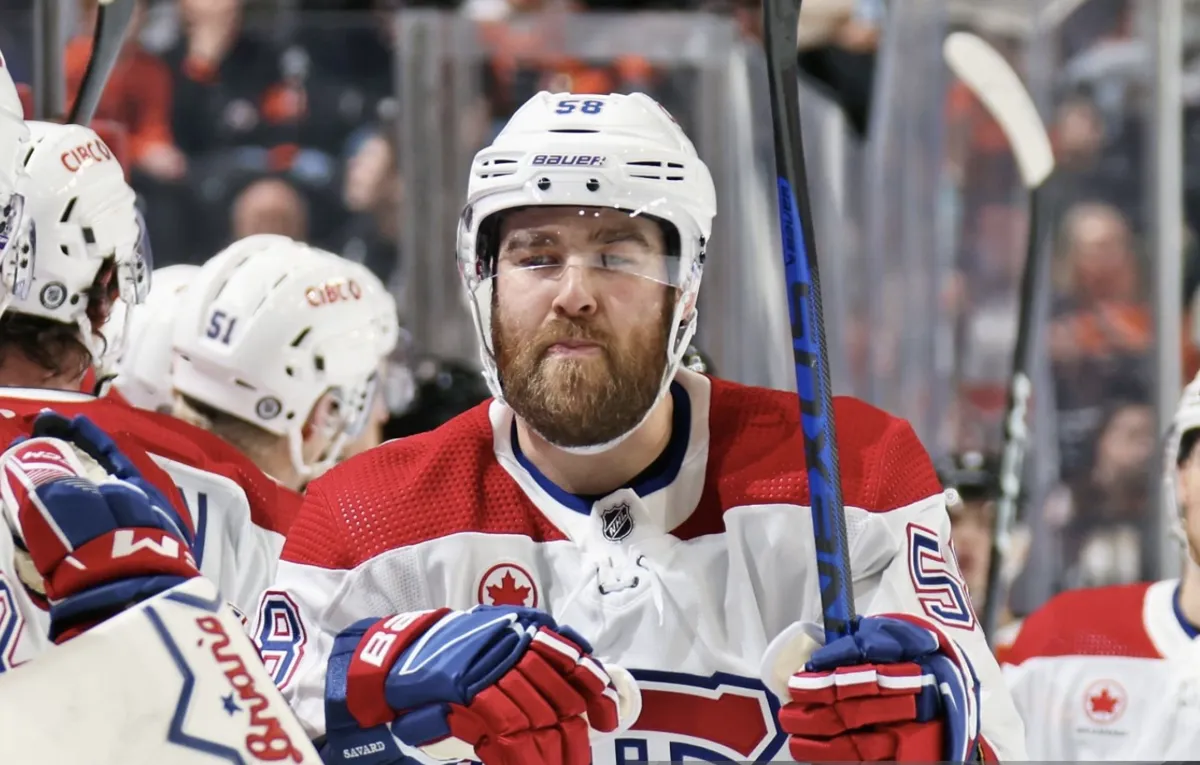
<box><xmin>0</xmin><ymin>49</ymin><xmax>30</xmax><ymax>285</ymax></box>
<box><xmin>456</xmin><ymin>91</ymin><xmax>716</xmax><ymax>453</ymax></box>
<box><xmin>2</xmin><ymin>121</ymin><xmax>151</xmax><ymax>369</ymax></box>
<box><xmin>172</xmin><ymin>234</ymin><xmax>399</xmax><ymax>478</ymax></box>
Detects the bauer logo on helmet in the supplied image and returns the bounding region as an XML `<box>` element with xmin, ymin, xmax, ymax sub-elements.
<box><xmin>531</xmin><ymin>154</ymin><xmax>606</xmax><ymax>167</ymax></box>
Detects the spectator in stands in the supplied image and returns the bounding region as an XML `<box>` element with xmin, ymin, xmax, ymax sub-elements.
<box><xmin>1046</xmin><ymin>92</ymin><xmax>1138</xmax><ymax>221</ymax></box>
<box><xmin>464</xmin><ymin>0</ymin><xmax>658</xmax><ymax>132</ymax></box>
<box><xmin>230</xmin><ymin>177</ymin><xmax>309</xmax><ymax>241</ymax></box>
<box><xmin>338</xmin><ymin>127</ymin><xmax>403</xmax><ymax>287</ymax></box>
<box><xmin>161</xmin><ymin>0</ymin><xmax>357</xmax><ymax>262</ymax></box>
<box><xmin>1049</xmin><ymin>201</ymin><xmax>1151</xmax><ymax>481</ymax></box>
<box><xmin>289</xmin><ymin>0</ymin><xmax>402</xmax><ymax>155</ymax></box>
<box><xmin>165</xmin><ymin>0</ymin><xmax>293</xmax><ymax>157</ymax></box>
<box><xmin>948</xmin><ymin>201</ymin><xmax>1028</xmax><ymax>450</ymax></box>
<box><xmin>1036</xmin><ymin>398</ymin><xmax>1156</xmax><ymax>593</ymax></box>
<box><xmin>65</xmin><ymin>0</ymin><xmax>186</xmax><ymax>182</ymax></box>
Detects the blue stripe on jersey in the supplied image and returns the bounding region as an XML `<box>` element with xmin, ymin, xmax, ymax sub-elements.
<box><xmin>1172</xmin><ymin>582</ymin><xmax>1200</xmax><ymax>639</ymax></box>
<box><xmin>512</xmin><ymin>380</ymin><xmax>692</xmax><ymax>515</ymax></box>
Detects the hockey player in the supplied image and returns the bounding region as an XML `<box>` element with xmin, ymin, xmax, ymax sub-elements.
<box><xmin>0</xmin><ymin>50</ymin><xmax>27</xmax><ymax>269</ymax></box>
<box><xmin>1003</xmin><ymin>372</ymin><xmax>1200</xmax><ymax>759</ymax></box>
<box><xmin>0</xmin><ymin>406</ymin><xmax>323</xmax><ymax>762</ymax></box>
<box><xmin>0</xmin><ymin>118</ymin><xmax>302</xmax><ymax>671</ymax></box>
<box><xmin>170</xmin><ymin>234</ymin><xmax>400</xmax><ymax>491</ymax></box>
<box><xmin>109</xmin><ymin>263</ymin><xmax>199</xmax><ymax>412</ymax></box>
<box><xmin>258</xmin><ymin>91</ymin><xmax>1025</xmax><ymax>764</ymax></box>
<box><xmin>936</xmin><ymin>452</ymin><xmax>1028</xmax><ymax>659</ymax></box>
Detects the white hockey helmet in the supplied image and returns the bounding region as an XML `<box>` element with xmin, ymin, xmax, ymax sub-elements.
<box><xmin>0</xmin><ymin>50</ymin><xmax>30</xmax><ymax>280</ymax></box>
<box><xmin>1165</xmin><ymin>372</ymin><xmax>1200</xmax><ymax>550</ymax></box>
<box><xmin>172</xmin><ymin>235</ymin><xmax>400</xmax><ymax>478</ymax></box>
<box><xmin>111</xmin><ymin>264</ymin><xmax>200</xmax><ymax>412</ymax></box>
<box><xmin>456</xmin><ymin>91</ymin><xmax>716</xmax><ymax>453</ymax></box>
<box><xmin>3</xmin><ymin>121</ymin><xmax>151</xmax><ymax>369</ymax></box>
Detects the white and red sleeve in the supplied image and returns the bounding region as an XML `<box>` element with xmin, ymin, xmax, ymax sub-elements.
<box><xmin>252</xmin><ymin>482</ymin><xmax>434</xmax><ymax>741</ymax></box>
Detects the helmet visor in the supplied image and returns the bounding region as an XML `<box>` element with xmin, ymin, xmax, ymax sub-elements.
<box><xmin>476</xmin><ymin>205</ymin><xmax>686</xmax><ymax>289</ymax></box>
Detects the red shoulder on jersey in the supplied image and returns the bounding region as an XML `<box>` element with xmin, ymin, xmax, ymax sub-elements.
<box><xmin>136</xmin><ymin>408</ymin><xmax>301</xmax><ymax>536</ymax></box>
<box><xmin>284</xmin><ymin>400</ymin><xmax>566</xmax><ymax>569</ymax></box>
<box><xmin>0</xmin><ymin>393</ymin><xmax>300</xmax><ymax>536</ymax></box>
<box><xmin>675</xmin><ymin>378</ymin><xmax>943</xmax><ymax>539</ymax></box>
<box><xmin>1003</xmin><ymin>582</ymin><xmax>1159</xmax><ymax>665</ymax></box>
<box><xmin>0</xmin><ymin>394</ymin><xmax>192</xmax><ymax>529</ymax></box>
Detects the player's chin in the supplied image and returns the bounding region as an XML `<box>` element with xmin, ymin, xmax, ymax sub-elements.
<box><xmin>537</xmin><ymin>350</ymin><xmax>611</xmax><ymax>380</ymax></box>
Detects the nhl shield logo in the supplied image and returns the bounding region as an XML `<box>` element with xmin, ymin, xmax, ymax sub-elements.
<box><xmin>600</xmin><ymin>502</ymin><xmax>634</xmax><ymax>542</ymax></box>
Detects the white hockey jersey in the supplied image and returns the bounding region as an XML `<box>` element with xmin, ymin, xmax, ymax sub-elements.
<box><xmin>1003</xmin><ymin>578</ymin><xmax>1200</xmax><ymax>759</ymax></box>
<box><xmin>0</xmin><ymin>388</ymin><xmax>301</xmax><ymax>673</ymax></box>
<box><xmin>258</xmin><ymin>369</ymin><xmax>1025</xmax><ymax>762</ymax></box>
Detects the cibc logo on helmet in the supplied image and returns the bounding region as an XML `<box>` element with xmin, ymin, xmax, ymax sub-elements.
<box><xmin>305</xmin><ymin>279</ymin><xmax>362</xmax><ymax>307</ymax></box>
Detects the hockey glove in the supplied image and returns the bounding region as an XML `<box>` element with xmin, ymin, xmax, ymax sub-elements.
<box><xmin>322</xmin><ymin>605</ymin><xmax>637</xmax><ymax>765</ymax></box>
<box><xmin>766</xmin><ymin>615</ymin><xmax>982</xmax><ymax>762</ymax></box>
<box><xmin>0</xmin><ymin>412</ymin><xmax>197</xmax><ymax>642</ymax></box>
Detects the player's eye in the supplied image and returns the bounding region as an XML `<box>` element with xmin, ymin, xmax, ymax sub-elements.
<box><xmin>516</xmin><ymin>253</ymin><xmax>561</xmax><ymax>269</ymax></box>
<box><xmin>598</xmin><ymin>252</ymin><xmax>635</xmax><ymax>271</ymax></box>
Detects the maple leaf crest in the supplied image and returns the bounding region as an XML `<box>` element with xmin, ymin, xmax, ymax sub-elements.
<box><xmin>1089</xmin><ymin>688</ymin><xmax>1119</xmax><ymax>716</ymax></box>
<box><xmin>486</xmin><ymin>571</ymin><xmax>532</xmax><ymax>606</ymax></box>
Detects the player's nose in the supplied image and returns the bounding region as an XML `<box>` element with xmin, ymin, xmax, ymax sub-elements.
<box><xmin>551</xmin><ymin>265</ymin><xmax>597</xmax><ymax>318</ymax></box>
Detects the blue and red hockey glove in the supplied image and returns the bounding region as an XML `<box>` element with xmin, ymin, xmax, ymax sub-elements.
<box><xmin>766</xmin><ymin>615</ymin><xmax>982</xmax><ymax>762</ymax></box>
<box><xmin>0</xmin><ymin>412</ymin><xmax>197</xmax><ymax>642</ymax></box>
<box><xmin>322</xmin><ymin>605</ymin><xmax>638</xmax><ymax>765</ymax></box>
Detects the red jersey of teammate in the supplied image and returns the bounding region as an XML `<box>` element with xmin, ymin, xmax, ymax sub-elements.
<box><xmin>1003</xmin><ymin>579</ymin><xmax>1200</xmax><ymax>759</ymax></box>
<box><xmin>0</xmin><ymin>388</ymin><xmax>299</xmax><ymax>620</ymax></box>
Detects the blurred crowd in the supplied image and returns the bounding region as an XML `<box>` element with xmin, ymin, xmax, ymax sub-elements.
<box><xmin>939</xmin><ymin>1</ymin><xmax>1178</xmax><ymax>622</ymax></box>
<box><xmin>5</xmin><ymin>0</ymin><xmax>1197</xmax><ymax>626</ymax></box>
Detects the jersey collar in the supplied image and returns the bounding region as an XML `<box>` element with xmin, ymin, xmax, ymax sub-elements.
<box><xmin>510</xmin><ymin>380</ymin><xmax>692</xmax><ymax>516</ymax></box>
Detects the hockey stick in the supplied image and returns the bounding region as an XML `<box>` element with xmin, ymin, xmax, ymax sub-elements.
<box><xmin>762</xmin><ymin>0</ymin><xmax>855</xmax><ymax>642</ymax></box>
<box><xmin>942</xmin><ymin>32</ymin><xmax>1055</xmax><ymax>643</ymax></box>
<box><xmin>66</xmin><ymin>0</ymin><xmax>136</xmax><ymax>125</ymax></box>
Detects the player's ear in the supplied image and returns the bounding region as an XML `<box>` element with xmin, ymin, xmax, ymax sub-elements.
<box><xmin>302</xmin><ymin>390</ymin><xmax>340</xmax><ymax>442</ymax></box>
<box><xmin>1176</xmin><ymin>456</ymin><xmax>1197</xmax><ymax>515</ymax></box>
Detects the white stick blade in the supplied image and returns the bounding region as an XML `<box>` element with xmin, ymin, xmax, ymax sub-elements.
<box><xmin>943</xmin><ymin>32</ymin><xmax>1055</xmax><ymax>188</ymax></box>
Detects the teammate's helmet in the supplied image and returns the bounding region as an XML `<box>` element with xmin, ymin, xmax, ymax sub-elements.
<box><xmin>0</xmin><ymin>50</ymin><xmax>30</xmax><ymax>284</ymax></box>
<box><xmin>3</xmin><ymin>121</ymin><xmax>151</xmax><ymax>369</ymax></box>
<box><xmin>936</xmin><ymin>451</ymin><xmax>1000</xmax><ymax>510</ymax></box>
<box><xmin>456</xmin><ymin>91</ymin><xmax>717</xmax><ymax>452</ymax></box>
<box><xmin>111</xmin><ymin>264</ymin><xmax>199</xmax><ymax>412</ymax></box>
<box><xmin>172</xmin><ymin>234</ymin><xmax>399</xmax><ymax>478</ymax></box>
<box><xmin>1164</xmin><ymin>372</ymin><xmax>1200</xmax><ymax>547</ymax></box>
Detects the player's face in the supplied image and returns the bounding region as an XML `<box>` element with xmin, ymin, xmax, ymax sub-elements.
<box><xmin>1177</xmin><ymin>448</ymin><xmax>1200</xmax><ymax>563</ymax></box>
<box><xmin>492</xmin><ymin>206</ymin><xmax>676</xmax><ymax>448</ymax></box>
<box><xmin>949</xmin><ymin>500</ymin><xmax>994</xmax><ymax>605</ymax></box>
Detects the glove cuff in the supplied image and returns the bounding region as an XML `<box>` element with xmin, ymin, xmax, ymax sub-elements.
<box><xmin>45</xmin><ymin>527</ymin><xmax>198</xmax><ymax>600</ymax></box>
<box><xmin>48</xmin><ymin>573</ymin><xmax>193</xmax><ymax>642</ymax></box>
